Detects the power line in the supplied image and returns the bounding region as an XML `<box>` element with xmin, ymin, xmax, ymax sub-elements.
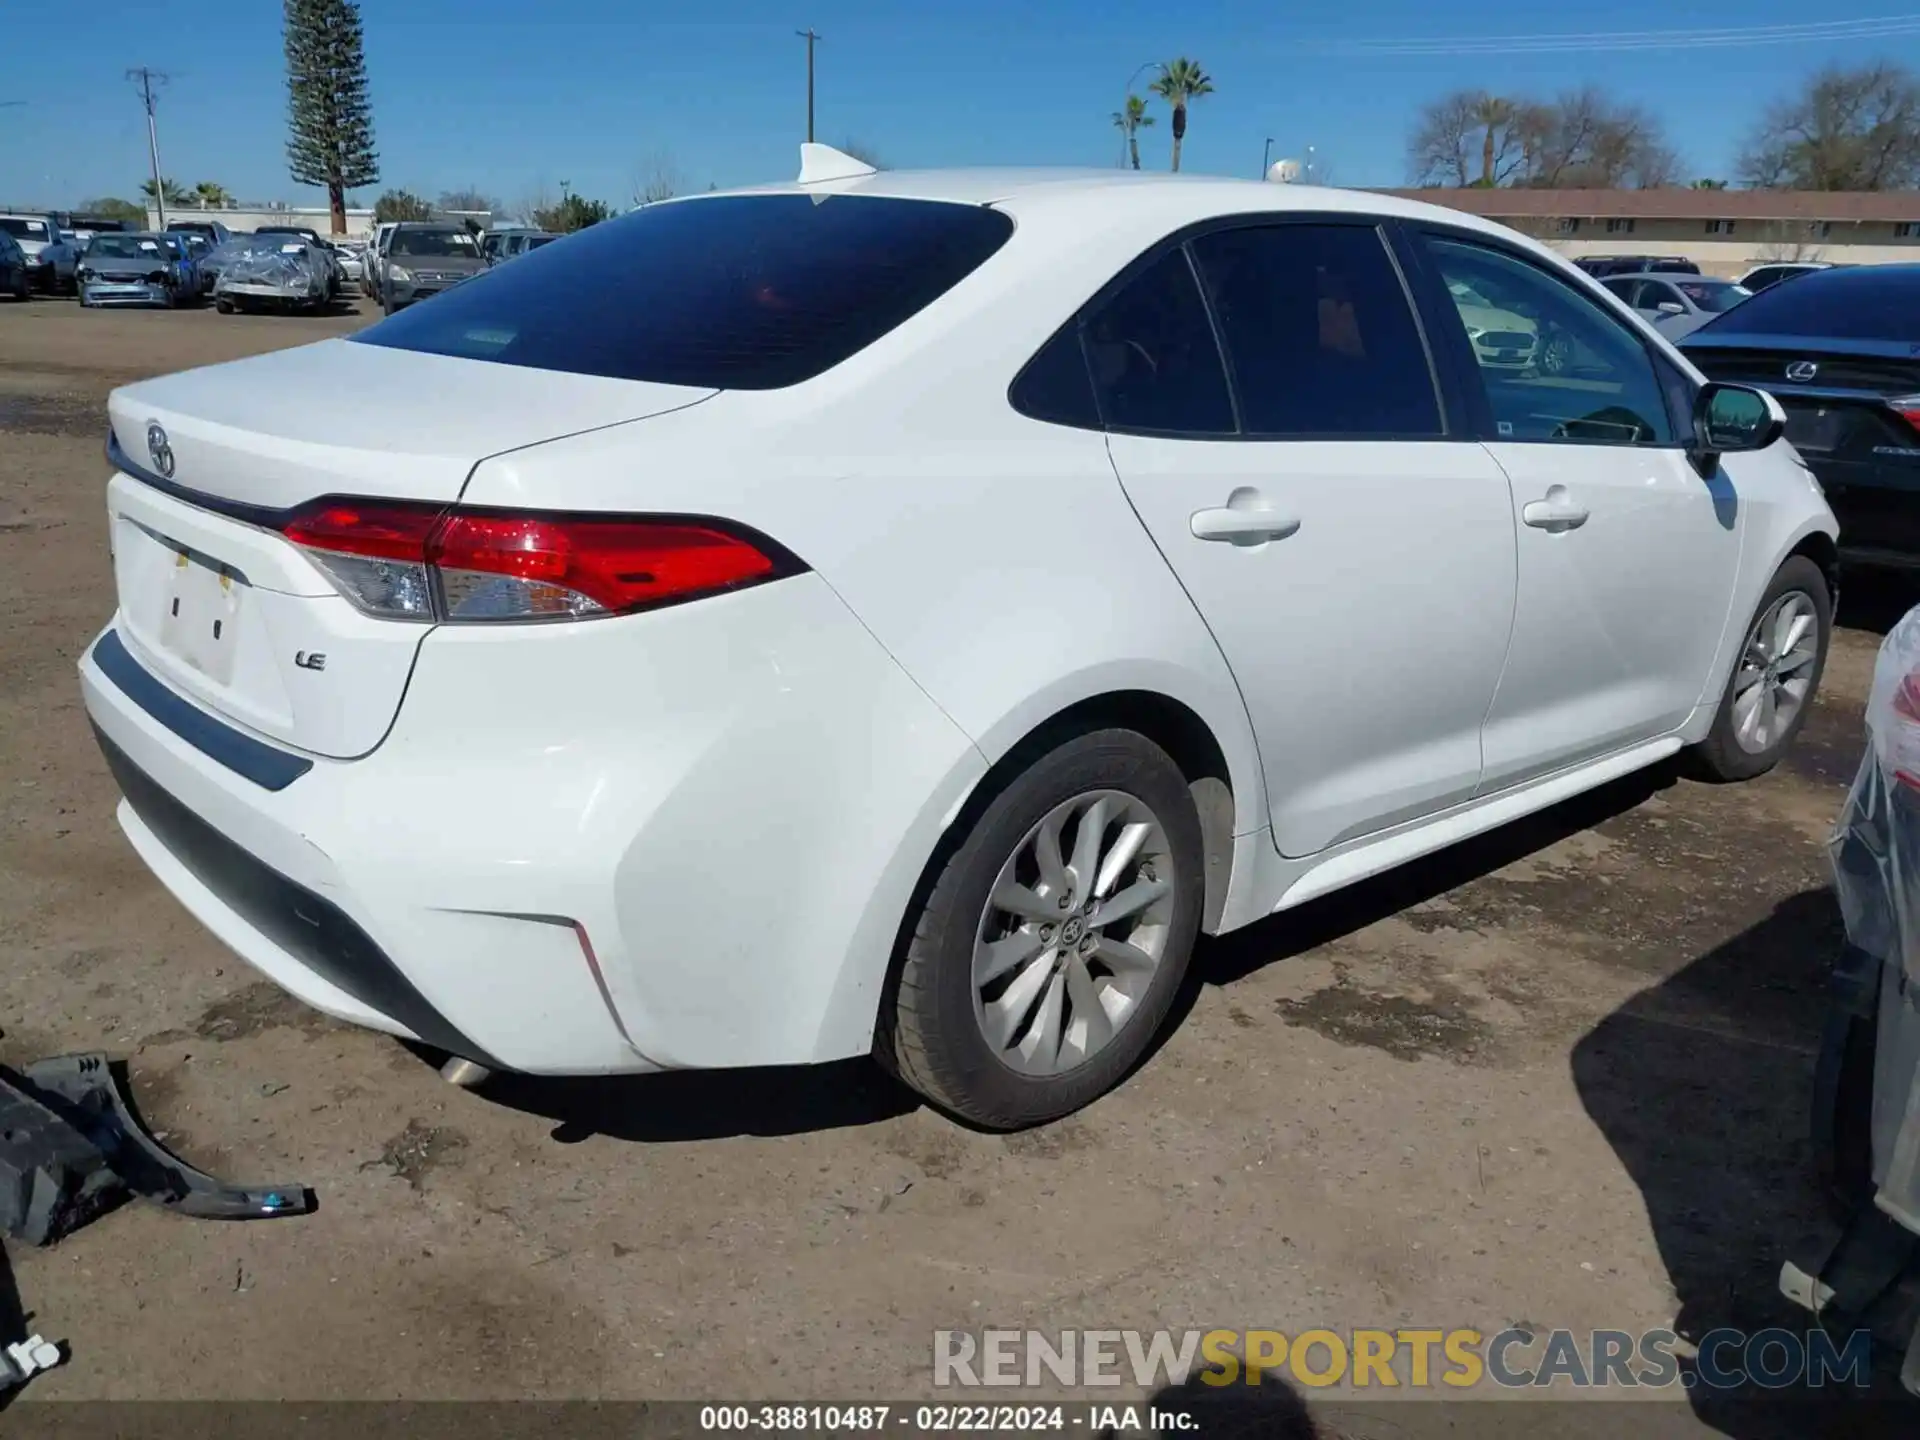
<box><xmin>1307</xmin><ymin>13</ymin><xmax>1920</xmax><ymax>55</ymax></box>
<box><xmin>127</xmin><ymin>68</ymin><xmax>170</xmax><ymax>229</ymax></box>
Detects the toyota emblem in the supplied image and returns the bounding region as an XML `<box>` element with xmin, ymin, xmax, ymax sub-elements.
<box><xmin>145</xmin><ymin>421</ymin><xmax>174</xmax><ymax>479</ymax></box>
<box><xmin>1785</xmin><ymin>361</ymin><xmax>1819</xmax><ymax>382</ymax></box>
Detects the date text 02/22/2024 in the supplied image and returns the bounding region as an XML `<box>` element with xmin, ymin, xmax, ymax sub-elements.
<box><xmin>696</xmin><ymin>1404</ymin><xmax>1192</xmax><ymax>1433</ymax></box>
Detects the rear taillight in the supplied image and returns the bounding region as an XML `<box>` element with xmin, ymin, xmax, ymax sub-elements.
<box><xmin>280</xmin><ymin>499</ymin><xmax>796</xmax><ymax>623</ymax></box>
<box><xmin>1892</xmin><ymin>396</ymin><xmax>1920</xmax><ymax>434</ymax></box>
<box><xmin>1890</xmin><ymin>673</ymin><xmax>1920</xmax><ymax>792</ymax></box>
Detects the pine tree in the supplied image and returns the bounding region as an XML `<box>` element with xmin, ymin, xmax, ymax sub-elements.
<box><xmin>284</xmin><ymin>0</ymin><xmax>379</xmax><ymax>235</ymax></box>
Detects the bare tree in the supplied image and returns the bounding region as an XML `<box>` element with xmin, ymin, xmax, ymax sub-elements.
<box><xmin>1409</xmin><ymin>85</ymin><xmax>1678</xmax><ymax>188</ymax></box>
<box><xmin>1752</xmin><ymin>221</ymin><xmax>1830</xmax><ymax>263</ymax></box>
<box><xmin>1519</xmin><ymin>86</ymin><xmax>1678</xmax><ymax>188</ymax></box>
<box><xmin>837</xmin><ymin>138</ymin><xmax>884</xmax><ymax>169</ymax></box>
<box><xmin>1408</xmin><ymin>90</ymin><xmax>1521</xmax><ymax>186</ymax></box>
<box><xmin>631</xmin><ymin>149</ymin><xmax>687</xmax><ymax>207</ymax></box>
<box><xmin>515</xmin><ymin>183</ymin><xmax>554</xmax><ymax>227</ymax></box>
<box><xmin>1738</xmin><ymin>62</ymin><xmax>1920</xmax><ymax>190</ymax></box>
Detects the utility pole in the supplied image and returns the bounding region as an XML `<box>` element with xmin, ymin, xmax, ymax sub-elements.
<box><xmin>127</xmin><ymin>68</ymin><xmax>168</xmax><ymax>230</ymax></box>
<box><xmin>796</xmin><ymin>28</ymin><xmax>819</xmax><ymax>142</ymax></box>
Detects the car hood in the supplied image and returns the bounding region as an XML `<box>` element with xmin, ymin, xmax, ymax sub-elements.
<box><xmin>391</xmin><ymin>254</ymin><xmax>488</xmax><ymax>275</ymax></box>
<box><xmin>1458</xmin><ymin>303</ymin><xmax>1535</xmax><ymax>334</ymax></box>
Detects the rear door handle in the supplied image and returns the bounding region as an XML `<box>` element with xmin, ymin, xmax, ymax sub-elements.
<box><xmin>1521</xmin><ymin>487</ymin><xmax>1589</xmax><ymax>532</ymax></box>
<box><xmin>1190</xmin><ymin>499</ymin><xmax>1301</xmax><ymax>547</ymax></box>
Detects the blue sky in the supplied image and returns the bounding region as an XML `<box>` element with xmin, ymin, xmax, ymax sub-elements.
<box><xmin>3</xmin><ymin>1</ymin><xmax>1918</xmax><ymax>211</ymax></box>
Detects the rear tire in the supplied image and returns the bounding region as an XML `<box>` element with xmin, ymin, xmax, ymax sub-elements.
<box><xmin>1691</xmin><ymin>555</ymin><xmax>1832</xmax><ymax>781</ymax></box>
<box><xmin>215</xmin><ymin>296</ymin><xmax>234</xmax><ymax>314</ymax></box>
<box><xmin>875</xmin><ymin>729</ymin><xmax>1204</xmax><ymax>1130</ymax></box>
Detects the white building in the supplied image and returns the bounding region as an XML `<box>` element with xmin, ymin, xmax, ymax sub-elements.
<box><xmin>145</xmin><ymin>204</ymin><xmax>377</xmax><ymax>240</ymax></box>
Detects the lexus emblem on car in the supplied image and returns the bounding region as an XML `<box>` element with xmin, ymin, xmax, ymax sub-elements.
<box><xmin>1785</xmin><ymin>361</ymin><xmax>1820</xmax><ymax>382</ymax></box>
<box><xmin>145</xmin><ymin>420</ymin><xmax>174</xmax><ymax>479</ymax></box>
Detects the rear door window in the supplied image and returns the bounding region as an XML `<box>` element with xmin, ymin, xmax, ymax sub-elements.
<box><xmin>1188</xmin><ymin>223</ymin><xmax>1442</xmax><ymax>437</ymax></box>
<box><xmin>1080</xmin><ymin>249</ymin><xmax>1235</xmax><ymax>435</ymax></box>
<box><xmin>355</xmin><ymin>195</ymin><xmax>1014</xmax><ymax>389</ymax></box>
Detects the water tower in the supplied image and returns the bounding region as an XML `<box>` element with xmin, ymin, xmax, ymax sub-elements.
<box><xmin>1267</xmin><ymin>158</ymin><xmax>1302</xmax><ymax>184</ymax></box>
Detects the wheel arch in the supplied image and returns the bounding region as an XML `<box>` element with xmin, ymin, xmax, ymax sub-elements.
<box><xmin>938</xmin><ymin>687</ymin><xmax>1246</xmax><ymax>935</ymax></box>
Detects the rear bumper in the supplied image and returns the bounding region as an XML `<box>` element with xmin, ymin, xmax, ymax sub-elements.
<box><xmin>79</xmin><ymin>575</ymin><xmax>987</xmax><ymax>1077</ymax></box>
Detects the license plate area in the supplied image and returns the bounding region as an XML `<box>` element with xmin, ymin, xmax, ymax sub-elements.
<box><xmin>155</xmin><ymin>541</ymin><xmax>247</xmax><ymax>687</ymax></box>
<box><xmin>1784</xmin><ymin>405</ymin><xmax>1843</xmax><ymax>454</ymax></box>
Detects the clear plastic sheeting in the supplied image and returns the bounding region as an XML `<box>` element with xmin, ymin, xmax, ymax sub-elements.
<box><xmin>1829</xmin><ymin>602</ymin><xmax>1920</xmax><ymax>1234</ymax></box>
<box><xmin>213</xmin><ymin>238</ymin><xmax>329</xmax><ymax>301</ymax></box>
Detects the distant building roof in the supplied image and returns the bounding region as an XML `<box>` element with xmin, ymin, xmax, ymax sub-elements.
<box><xmin>1375</xmin><ymin>188</ymin><xmax>1920</xmax><ymax>223</ymax></box>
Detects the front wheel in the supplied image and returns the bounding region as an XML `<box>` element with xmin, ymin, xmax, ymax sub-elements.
<box><xmin>1691</xmin><ymin>555</ymin><xmax>1832</xmax><ymax>781</ymax></box>
<box><xmin>875</xmin><ymin>729</ymin><xmax>1204</xmax><ymax>1129</ymax></box>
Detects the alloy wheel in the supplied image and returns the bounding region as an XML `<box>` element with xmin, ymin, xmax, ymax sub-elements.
<box><xmin>1732</xmin><ymin>589</ymin><xmax>1819</xmax><ymax>754</ymax></box>
<box><xmin>971</xmin><ymin>789</ymin><xmax>1176</xmax><ymax>1078</ymax></box>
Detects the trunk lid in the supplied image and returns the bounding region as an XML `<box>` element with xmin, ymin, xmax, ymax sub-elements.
<box><xmin>104</xmin><ymin>340</ymin><xmax>715</xmax><ymax>759</ymax></box>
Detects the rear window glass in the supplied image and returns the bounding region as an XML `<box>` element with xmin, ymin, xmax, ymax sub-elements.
<box><xmin>389</xmin><ymin>229</ymin><xmax>477</xmax><ymax>257</ymax></box>
<box><xmin>1696</xmin><ymin>268</ymin><xmax>1920</xmax><ymax>341</ymax></box>
<box><xmin>354</xmin><ymin>194</ymin><xmax>1016</xmax><ymax>389</ymax></box>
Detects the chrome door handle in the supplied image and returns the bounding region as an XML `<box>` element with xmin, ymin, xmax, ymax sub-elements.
<box><xmin>1190</xmin><ymin>505</ymin><xmax>1301</xmax><ymax>546</ymax></box>
<box><xmin>1521</xmin><ymin>487</ymin><xmax>1589</xmax><ymax>532</ymax></box>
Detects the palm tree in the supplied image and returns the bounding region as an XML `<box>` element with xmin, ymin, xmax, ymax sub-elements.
<box><xmin>139</xmin><ymin>176</ymin><xmax>192</xmax><ymax>206</ymax></box>
<box><xmin>192</xmin><ymin>182</ymin><xmax>234</xmax><ymax>208</ymax></box>
<box><xmin>1471</xmin><ymin>95</ymin><xmax>1514</xmax><ymax>187</ymax></box>
<box><xmin>1149</xmin><ymin>59</ymin><xmax>1214</xmax><ymax>173</ymax></box>
<box><xmin>1112</xmin><ymin>95</ymin><xmax>1155</xmax><ymax>170</ymax></box>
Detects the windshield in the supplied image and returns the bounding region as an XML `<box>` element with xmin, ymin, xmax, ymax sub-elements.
<box><xmin>526</xmin><ymin>235</ymin><xmax>556</xmax><ymax>251</ymax></box>
<box><xmin>356</xmin><ymin>195</ymin><xmax>1015</xmax><ymax>388</ymax></box>
<box><xmin>1675</xmin><ymin>281</ymin><xmax>1748</xmax><ymax>313</ymax></box>
<box><xmin>0</xmin><ymin>217</ymin><xmax>50</xmax><ymax>240</ymax></box>
<box><xmin>390</xmin><ymin>229</ymin><xmax>478</xmax><ymax>257</ymax></box>
<box><xmin>88</xmin><ymin>235</ymin><xmax>166</xmax><ymax>260</ymax></box>
<box><xmin>1693</xmin><ymin>267</ymin><xmax>1920</xmax><ymax>341</ymax></box>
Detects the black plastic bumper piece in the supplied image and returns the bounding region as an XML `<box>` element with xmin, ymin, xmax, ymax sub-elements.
<box><xmin>90</xmin><ymin>629</ymin><xmax>313</xmax><ymax>791</ymax></box>
<box><xmin>92</xmin><ymin>725</ymin><xmax>501</xmax><ymax>1069</ymax></box>
<box><xmin>0</xmin><ymin>1053</ymin><xmax>314</xmax><ymax>1245</ymax></box>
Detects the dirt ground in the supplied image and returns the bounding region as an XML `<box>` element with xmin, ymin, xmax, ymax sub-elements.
<box><xmin>1</xmin><ymin>297</ymin><xmax>1915</xmax><ymax>1436</ymax></box>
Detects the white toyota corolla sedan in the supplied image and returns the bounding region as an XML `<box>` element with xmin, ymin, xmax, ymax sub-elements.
<box><xmin>80</xmin><ymin>148</ymin><xmax>1837</xmax><ymax>1129</ymax></box>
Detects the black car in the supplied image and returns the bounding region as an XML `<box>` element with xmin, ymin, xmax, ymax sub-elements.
<box><xmin>1573</xmin><ymin>255</ymin><xmax>1701</xmax><ymax>279</ymax></box>
<box><xmin>1682</xmin><ymin>264</ymin><xmax>1920</xmax><ymax>571</ymax></box>
<box><xmin>0</xmin><ymin>231</ymin><xmax>28</xmax><ymax>300</ymax></box>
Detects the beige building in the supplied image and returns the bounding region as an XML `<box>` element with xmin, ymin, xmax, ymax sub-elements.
<box><xmin>1377</xmin><ymin>188</ymin><xmax>1920</xmax><ymax>278</ymax></box>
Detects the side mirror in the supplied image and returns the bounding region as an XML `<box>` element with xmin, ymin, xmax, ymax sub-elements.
<box><xmin>1693</xmin><ymin>382</ymin><xmax>1784</xmax><ymax>463</ymax></box>
<box><xmin>1656</xmin><ymin>301</ymin><xmax>1686</xmax><ymax>316</ymax></box>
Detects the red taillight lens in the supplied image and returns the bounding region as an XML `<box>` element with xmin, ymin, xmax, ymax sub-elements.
<box><xmin>1893</xmin><ymin>397</ymin><xmax>1920</xmax><ymax>434</ymax></box>
<box><xmin>279</xmin><ymin>499</ymin><xmax>792</xmax><ymax>623</ymax></box>
<box><xmin>1890</xmin><ymin>673</ymin><xmax>1920</xmax><ymax>792</ymax></box>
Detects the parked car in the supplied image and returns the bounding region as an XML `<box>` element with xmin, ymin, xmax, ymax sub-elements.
<box><xmin>1572</xmin><ymin>254</ymin><xmax>1702</xmax><ymax>279</ymax></box>
<box><xmin>1684</xmin><ymin>263</ymin><xmax>1920</xmax><ymax>573</ymax></box>
<box><xmin>1</xmin><ymin>212</ymin><xmax>77</xmax><ymax>294</ymax></box>
<box><xmin>332</xmin><ymin>243</ymin><xmax>366</xmax><ymax>289</ymax></box>
<box><xmin>364</xmin><ymin>221</ymin><xmax>398</xmax><ymax>300</ymax></box>
<box><xmin>0</xmin><ymin>230</ymin><xmax>29</xmax><ymax>301</ymax></box>
<box><xmin>1736</xmin><ymin>261</ymin><xmax>1841</xmax><ymax>293</ymax></box>
<box><xmin>165</xmin><ymin>219</ymin><xmax>236</xmax><ymax>248</ymax></box>
<box><xmin>378</xmin><ymin>223</ymin><xmax>487</xmax><ymax>311</ymax></box>
<box><xmin>1444</xmin><ymin>276</ymin><xmax>1539</xmax><ymax>370</ymax></box>
<box><xmin>1597</xmin><ymin>273</ymin><xmax>1752</xmax><ymax>340</ymax></box>
<box><xmin>211</xmin><ymin>235</ymin><xmax>333</xmax><ymax>313</ymax></box>
<box><xmin>483</xmin><ymin>228</ymin><xmax>557</xmax><ymax>263</ymax></box>
<box><xmin>253</xmin><ymin>226</ymin><xmax>345</xmax><ymax>298</ymax></box>
<box><xmin>80</xmin><ymin>163</ymin><xmax>1836</xmax><ymax>1128</ymax></box>
<box><xmin>76</xmin><ymin>233</ymin><xmax>194</xmax><ymax>308</ymax></box>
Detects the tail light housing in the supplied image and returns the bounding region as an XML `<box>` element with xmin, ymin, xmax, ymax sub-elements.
<box><xmin>281</xmin><ymin>499</ymin><xmax>801</xmax><ymax>623</ymax></box>
<box><xmin>1891</xmin><ymin>396</ymin><xmax>1920</xmax><ymax>435</ymax></box>
<box><xmin>1889</xmin><ymin>672</ymin><xmax>1920</xmax><ymax>792</ymax></box>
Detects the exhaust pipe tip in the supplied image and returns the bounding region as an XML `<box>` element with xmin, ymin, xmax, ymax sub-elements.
<box><xmin>439</xmin><ymin>1057</ymin><xmax>492</xmax><ymax>1089</ymax></box>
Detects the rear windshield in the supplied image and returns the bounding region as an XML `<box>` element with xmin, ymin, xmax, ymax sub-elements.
<box><xmin>353</xmin><ymin>194</ymin><xmax>1016</xmax><ymax>389</ymax></box>
<box><xmin>389</xmin><ymin>229</ymin><xmax>477</xmax><ymax>257</ymax></box>
<box><xmin>1694</xmin><ymin>267</ymin><xmax>1920</xmax><ymax>341</ymax></box>
<box><xmin>0</xmin><ymin>217</ymin><xmax>50</xmax><ymax>239</ymax></box>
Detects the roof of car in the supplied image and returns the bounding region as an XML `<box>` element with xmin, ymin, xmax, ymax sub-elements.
<box><xmin>1603</xmin><ymin>272</ymin><xmax>1740</xmax><ymax>283</ymax></box>
<box><xmin>699</xmin><ymin>168</ymin><xmax>1532</xmax><ymax>247</ymax></box>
